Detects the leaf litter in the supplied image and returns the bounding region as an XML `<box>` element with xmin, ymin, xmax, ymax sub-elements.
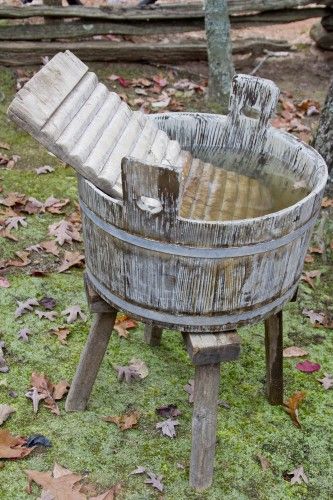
<box><xmin>102</xmin><ymin>410</ymin><xmax>140</xmax><ymax>431</ymax></box>
<box><xmin>284</xmin><ymin>391</ymin><xmax>306</xmax><ymax>427</ymax></box>
<box><xmin>114</xmin><ymin>359</ymin><xmax>148</xmax><ymax>383</ymax></box>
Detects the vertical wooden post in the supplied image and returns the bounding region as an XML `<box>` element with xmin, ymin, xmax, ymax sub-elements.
<box><xmin>144</xmin><ymin>324</ymin><xmax>163</xmax><ymax>347</ymax></box>
<box><xmin>264</xmin><ymin>310</ymin><xmax>283</xmax><ymax>405</ymax></box>
<box><xmin>65</xmin><ymin>310</ymin><xmax>117</xmax><ymax>411</ymax></box>
<box><xmin>184</xmin><ymin>332</ymin><xmax>240</xmax><ymax>490</ymax></box>
<box><xmin>190</xmin><ymin>362</ymin><xmax>221</xmax><ymax>490</ymax></box>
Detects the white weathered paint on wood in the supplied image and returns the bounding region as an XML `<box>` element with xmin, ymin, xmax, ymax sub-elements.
<box><xmin>7</xmin><ymin>53</ymin><xmax>328</xmax><ymax>333</ymax></box>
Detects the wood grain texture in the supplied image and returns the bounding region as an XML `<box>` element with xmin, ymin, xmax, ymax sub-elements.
<box><xmin>265</xmin><ymin>311</ymin><xmax>283</xmax><ymax>405</ymax></box>
<box><xmin>65</xmin><ymin>309</ymin><xmax>117</xmax><ymax>411</ymax></box>
<box><xmin>144</xmin><ymin>325</ymin><xmax>163</xmax><ymax>347</ymax></box>
<box><xmin>190</xmin><ymin>363</ymin><xmax>221</xmax><ymax>490</ymax></box>
<box><xmin>0</xmin><ymin>39</ymin><xmax>292</xmax><ymax>66</ymax></box>
<box><xmin>0</xmin><ymin>2</ymin><xmax>327</xmax><ymax>20</ymax></box>
<box><xmin>185</xmin><ymin>332</ymin><xmax>240</xmax><ymax>365</ymax></box>
<box><xmin>8</xmin><ymin>56</ymin><xmax>327</xmax><ymax>333</ymax></box>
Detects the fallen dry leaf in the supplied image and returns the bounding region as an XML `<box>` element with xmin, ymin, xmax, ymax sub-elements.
<box><xmin>61</xmin><ymin>305</ymin><xmax>86</xmax><ymax>324</ymax></box>
<box><xmin>40</xmin><ymin>240</ymin><xmax>60</xmax><ymax>256</ymax></box>
<box><xmin>296</xmin><ymin>360</ymin><xmax>321</xmax><ymax>373</ymax></box>
<box><xmin>6</xmin><ymin>251</ymin><xmax>31</xmax><ymax>268</ymax></box>
<box><xmin>156</xmin><ymin>418</ymin><xmax>179</xmax><ymax>438</ymax></box>
<box><xmin>0</xmin><ymin>341</ymin><xmax>8</xmax><ymax>373</ymax></box>
<box><xmin>287</xmin><ymin>465</ymin><xmax>309</xmax><ymax>485</ymax></box>
<box><xmin>283</xmin><ymin>346</ymin><xmax>309</xmax><ymax>358</ymax></box>
<box><xmin>27</xmin><ymin>463</ymin><xmax>121</xmax><ymax>500</ymax></box>
<box><xmin>35</xmin><ymin>310</ymin><xmax>58</xmax><ymax>321</ymax></box>
<box><xmin>114</xmin><ymin>314</ymin><xmax>138</xmax><ymax>338</ymax></box>
<box><xmin>35</xmin><ymin>165</ymin><xmax>54</xmax><ymax>175</ymax></box>
<box><xmin>145</xmin><ymin>471</ymin><xmax>164</xmax><ymax>492</ymax></box>
<box><xmin>18</xmin><ymin>328</ymin><xmax>30</xmax><ymax>342</ymax></box>
<box><xmin>302</xmin><ymin>308</ymin><xmax>326</xmax><ymax>325</ymax></box>
<box><xmin>4</xmin><ymin>215</ymin><xmax>27</xmax><ymax>231</ymax></box>
<box><xmin>39</xmin><ymin>296</ymin><xmax>56</xmax><ymax>310</ymax></box>
<box><xmin>48</xmin><ymin>220</ymin><xmax>81</xmax><ymax>246</ymax></box>
<box><xmin>53</xmin><ymin>380</ymin><xmax>70</xmax><ymax>400</ymax></box>
<box><xmin>318</xmin><ymin>373</ymin><xmax>333</xmax><ymax>390</ymax></box>
<box><xmin>58</xmin><ymin>251</ymin><xmax>85</xmax><ymax>273</ymax></box>
<box><xmin>0</xmin><ymin>404</ymin><xmax>15</xmax><ymax>425</ymax></box>
<box><xmin>0</xmin><ymin>141</ymin><xmax>10</xmax><ymax>150</ymax></box>
<box><xmin>0</xmin><ymin>429</ymin><xmax>33</xmax><ymax>459</ymax></box>
<box><xmin>26</xmin><ymin>387</ymin><xmax>47</xmax><ymax>414</ymax></box>
<box><xmin>0</xmin><ymin>276</ymin><xmax>10</xmax><ymax>288</ymax></box>
<box><xmin>0</xmin><ymin>227</ymin><xmax>18</xmax><ymax>242</ymax></box>
<box><xmin>15</xmin><ymin>298</ymin><xmax>39</xmax><ymax>318</ymax></box>
<box><xmin>44</xmin><ymin>196</ymin><xmax>70</xmax><ymax>214</ymax></box>
<box><xmin>102</xmin><ymin>410</ymin><xmax>140</xmax><ymax>431</ymax></box>
<box><xmin>308</xmin><ymin>246</ymin><xmax>324</xmax><ymax>254</ymax></box>
<box><xmin>284</xmin><ymin>391</ymin><xmax>306</xmax><ymax>427</ymax></box>
<box><xmin>301</xmin><ymin>270</ymin><xmax>321</xmax><ymax>288</ymax></box>
<box><xmin>321</xmin><ymin>196</ymin><xmax>333</xmax><ymax>208</ymax></box>
<box><xmin>156</xmin><ymin>404</ymin><xmax>181</xmax><ymax>418</ymax></box>
<box><xmin>0</xmin><ymin>192</ymin><xmax>25</xmax><ymax>208</ymax></box>
<box><xmin>51</xmin><ymin>326</ymin><xmax>70</xmax><ymax>345</ymax></box>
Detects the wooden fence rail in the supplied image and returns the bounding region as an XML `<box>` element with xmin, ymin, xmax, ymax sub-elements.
<box><xmin>0</xmin><ymin>1</ymin><xmax>330</xmax><ymax>65</ymax></box>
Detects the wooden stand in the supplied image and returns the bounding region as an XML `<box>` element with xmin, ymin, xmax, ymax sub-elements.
<box><xmin>66</xmin><ymin>279</ymin><xmax>286</xmax><ymax>490</ymax></box>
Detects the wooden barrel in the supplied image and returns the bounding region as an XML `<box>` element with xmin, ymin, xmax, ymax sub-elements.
<box><xmin>78</xmin><ymin>75</ymin><xmax>327</xmax><ymax>332</ymax></box>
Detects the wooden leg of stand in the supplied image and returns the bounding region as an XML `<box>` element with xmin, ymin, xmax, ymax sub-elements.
<box><xmin>65</xmin><ymin>309</ymin><xmax>117</xmax><ymax>411</ymax></box>
<box><xmin>144</xmin><ymin>324</ymin><xmax>163</xmax><ymax>347</ymax></box>
<box><xmin>190</xmin><ymin>363</ymin><xmax>220</xmax><ymax>490</ymax></box>
<box><xmin>264</xmin><ymin>310</ymin><xmax>283</xmax><ymax>405</ymax></box>
<box><xmin>185</xmin><ymin>332</ymin><xmax>241</xmax><ymax>490</ymax></box>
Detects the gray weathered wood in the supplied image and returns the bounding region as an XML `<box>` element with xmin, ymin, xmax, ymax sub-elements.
<box><xmin>190</xmin><ymin>363</ymin><xmax>221</xmax><ymax>490</ymax></box>
<box><xmin>0</xmin><ymin>2</ymin><xmax>327</xmax><ymax>20</ymax></box>
<box><xmin>264</xmin><ymin>311</ymin><xmax>283</xmax><ymax>405</ymax></box>
<box><xmin>65</xmin><ymin>309</ymin><xmax>117</xmax><ymax>411</ymax></box>
<box><xmin>0</xmin><ymin>19</ymin><xmax>204</xmax><ymax>41</ymax></box>
<box><xmin>144</xmin><ymin>324</ymin><xmax>163</xmax><ymax>346</ymax></box>
<box><xmin>314</xmin><ymin>77</ymin><xmax>333</xmax><ymax>176</ymax></box>
<box><xmin>8</xmin><ymin>56</ymin><xmax>327</xmax><ymax>333</ymax></box>
<box><xmin>185</xmin><ymin>332</ymin><xmax>240</xmax><ymax>365</ymax></box>
<box><xmin>85</xmin><ymin>274</ymin><xmax>114</xmax><ymax>313</ymax></box>
<box><xmin>0</xmin><ymin>39</ymin><xmax>292</xmax><ymax>66</ymax></box>
<box><xmin>205</xmin><ymin>0</ymin><xmax>234</xmax><ymax>111</ymax></box>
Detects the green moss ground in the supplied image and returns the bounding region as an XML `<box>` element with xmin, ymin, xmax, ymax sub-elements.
<box><xmin>0</xmin><ymin>63</ymin><xmax>333</xmax><ymax>499</ymax></box>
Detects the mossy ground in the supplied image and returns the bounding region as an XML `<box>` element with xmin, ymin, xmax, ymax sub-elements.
<box><xmin>0</xmin><ymin>59</ymin><xmax>333</xmax><ymax>500</ymax></box>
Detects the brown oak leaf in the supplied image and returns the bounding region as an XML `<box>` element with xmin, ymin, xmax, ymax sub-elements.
<box><xmin>6</xmin><ymin>251</ymin><xmax>31</xmax><ymax>268</ymax></box>
<box><xmin>51</xmin><ymin>326</ymin><xmax>70</xmax><ymax>345</ymax></box>
<box><xmin>102</xmin><ymin>410</ymin><xmax>140</xmax><ymax>431</ymax></box>
<box><xmin>0</xmin><ymin>429</ymin><xmax>33</xmax><ymax>459</ymax></box>
<box><xmin>35</xmin><ymin>310</ymin><xmax>58</xmax><ymax>321</ymax></box>
<box><xmin>284</xmin><ymin>391</ymin><xmax>306</xmax><ymax>428</ymax></box>
<box><xmin>58</xmin><ymin>251</ymin><xmax>85</xmax><ymax>273</ymax></box>
<box><xmin>48</xmin><ymin>220</ymin><xmax>81</xmax><ymax>246</ymax></box>
<box><xmin>0</xmin><ymin>404</ymin><xmax>15</xmax><ymax>425</ymax></box>
<box><xmin>114</xmin><ymin>314</ymin><xmax>138</xmax><ymax>338</ymax></box>
<box><xmin>5</xmin><ymin>216</ymin><xmax>27</xmax><ymax>231</ymax></box>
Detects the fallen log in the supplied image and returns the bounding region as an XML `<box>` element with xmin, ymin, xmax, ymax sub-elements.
<box><xmin>0</xmin><ymin>8</ymin><xmax>325</xmax><ymax>41</ymax></box>
<box><xmin>0</xmin><ymin>39</ymin><xmax>291</xmax><ymax>66</ymax></box>
<box><xmin>0</xmin><ymin>1</ymin><xmax>328</xmax><ymax>21</ymax></box>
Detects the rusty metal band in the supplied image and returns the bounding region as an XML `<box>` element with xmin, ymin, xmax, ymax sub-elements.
<box><xmin>86</xmin><ymin>269</ymin><xmax>297</xmax><ymax>328</ymax></box>
<box><xmin>80</xmin><ymin>201</ymin><xmax>317</xmax><ymax>258</ymax></box>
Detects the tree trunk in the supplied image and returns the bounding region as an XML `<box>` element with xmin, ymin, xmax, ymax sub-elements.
<box><xmin>205</xmin><ymin>0</ymin><xmax>234</xmax><ymax>112</ymax></box>
<box><xmin>314</xmin><ymin>78</ymin><xmax>333</xmax><ymax>184</ymax></box>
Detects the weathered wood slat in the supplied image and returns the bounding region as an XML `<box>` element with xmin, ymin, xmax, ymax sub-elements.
<box><xmin>0</xmin><ymin>2</ymin><xmax>327</xmax><ymax>20</ymax></box>
<box><xmin>0</xmin><ymin>8</ymin><xmax>324</xmax><ymax>41</ymax></box>
<box><xmin>0</xmin><ymin>39</ymin><xmax>291</xmax><ymax>66</ymax></box>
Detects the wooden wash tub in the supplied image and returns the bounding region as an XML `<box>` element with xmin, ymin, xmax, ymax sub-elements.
<box><xmin>78</xmin><ymin>75</ymin><xmax>327</xmax><ymax>333</ymax></box>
